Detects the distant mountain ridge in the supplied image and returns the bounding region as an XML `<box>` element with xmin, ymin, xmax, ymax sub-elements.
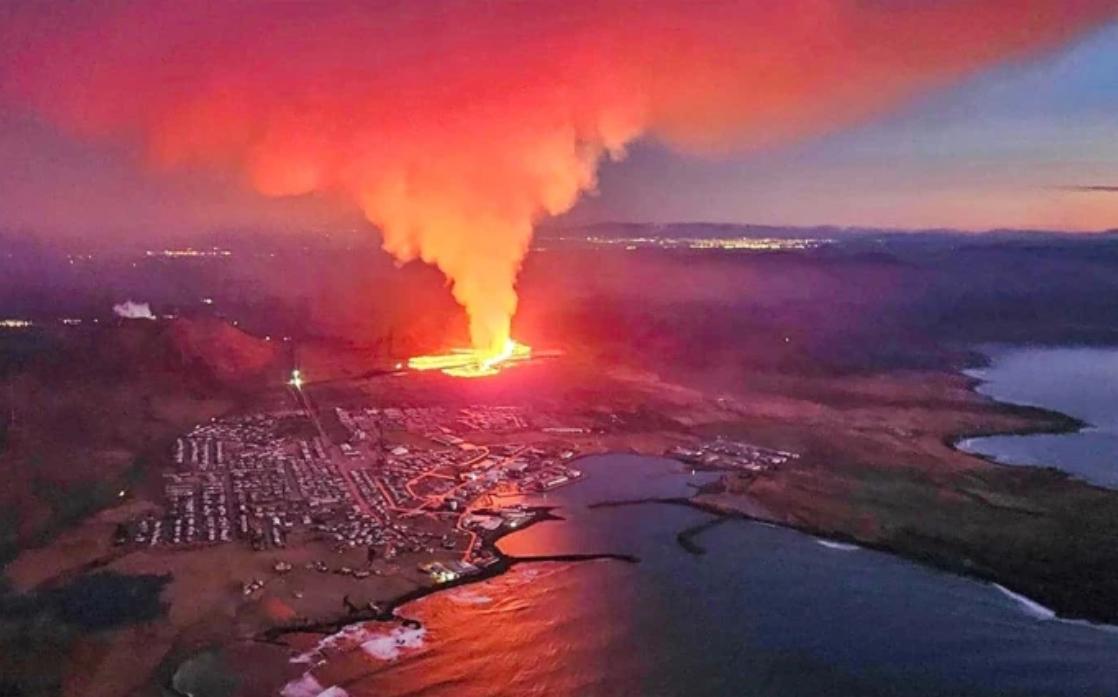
<box><xmin>540</xmin><ymin>221</ymin><xmax>1118</xmax><ymax>241</ymax></box>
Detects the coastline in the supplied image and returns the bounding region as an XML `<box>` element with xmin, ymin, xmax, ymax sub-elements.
<box><xmin>253</xmin><ymin>358</ymin><xmax>1117</xmax><ymax>671</ymax></box>
<box><xmin>595</xmin><ymin>491</ymin><xmax>1118</xmax><ymax>631</ymax></box>
<box><xmin>145</xmin><ymin>353</ymin><xmax>1118</xmax><ymax>694</ymax></box>
<box><xmin>939</xmin><ymin>398</ymin><xmax>1092</xmax><ymax>489</ymax></box>
<box><xmin>157</xmin><ymin>505</ymin><xmax>640</xmax><ymax>695</ymax></box>
<box><xmin>679</xmin><ymin>350</ymin><xmax>1118</xmax><ymax>626</ymax></box>
<box><xmin>944</xmin><ymin>364</ymin><xmax>1088</xmax><ymax>451</ymax></box>
<box><xmin>254</xmin><ymin>505</ymin><xmax>636</xmax><ymax>644</ymax></box>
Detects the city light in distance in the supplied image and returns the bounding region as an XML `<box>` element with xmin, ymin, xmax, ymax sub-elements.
<box><xmin>551</xmin><ymin>236</ymin><xmax>832</xmax><ymax>251</ymax></box>
<box><xmin>145</xmin><ymin>248</ymin><xmax>232</xmax><ymax>259</ymax></box>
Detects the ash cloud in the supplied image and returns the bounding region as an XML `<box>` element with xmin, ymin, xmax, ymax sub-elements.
<box><xmin>2</xmin><ymin>0</ymin><xmax>1116</xmax><ymax>351</ymax></box>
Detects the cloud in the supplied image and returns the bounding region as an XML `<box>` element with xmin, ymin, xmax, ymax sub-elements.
<box><xmin>3</xmin><ymin>0</ymin><xmax>1116</xmax><ymax>350</ymax></box>
<box><xmin>1062</xmin><ymin>185</ymin><xmax>1118</xmax><ymax>193</ymax></box>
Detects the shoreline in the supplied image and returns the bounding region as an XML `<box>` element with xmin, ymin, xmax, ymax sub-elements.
<box><xmin>257</xmin><ymin>359</ymin><xmax>1115</xmax><ymax>655</ymax></box>
<box><xmin>254</xmin><ymin>506</ymin><xmax>637</xmax><ymax>644</ymax></box>
<box><xmin>942</xmin><ymin>351</ymin><xmax>1118</xmax><ymax>499</ymax></box>
<box><xmin>587</xmin><ymin>345</ymin><xmax>1118</xmax><ymax>626</ymax></box>
<box><xmin>695</xmin><ymin>350</ymin><xmax>1118</xmax><ymax>625</ymax></box>
<box><xmin>939</xmin><ymin>398</ymin><xmax>1095</xmax><ymax>490</ymax></box>
<box><xmin>948</xmin><ymin>347</ymin><xmax>1089</xmax><ymax>448</ymax></box>
<box><xmin>162</xmin><ymin>505</ymin><xmax>641</xmax><ymax>694</ymax></box>
<box><xmin>944</xmin><ymin>367</ymin><xmax>1089</xmax><ymax>452</ymax></box>
<box><xmin>168</xmin><ymin>349</ymin><xmax>1118</xmax><ymax>693</ymax></box>
<box><xmin>593</xmin><ymin>494</ymin><xmax>1118</xmax><ymax>630</ymax></box>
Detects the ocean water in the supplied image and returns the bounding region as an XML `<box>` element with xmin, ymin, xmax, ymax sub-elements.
<box><xmin>959</xmin><ymin>346</ymin><xmax>1118</xmax><ymax>488</ymax></box>
<box><xmin>288</xmin><ymin>454</ymin><xmax>1118</xmax><ymax>697</ymax></box>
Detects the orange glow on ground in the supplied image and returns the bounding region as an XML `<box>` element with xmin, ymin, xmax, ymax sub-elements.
<box><xmin>409</xmin><ymin>339</ymin><xmax>532</xmax><ymax>379</ymax></box>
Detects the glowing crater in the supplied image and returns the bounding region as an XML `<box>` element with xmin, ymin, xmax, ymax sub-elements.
<box><xmin>408</xmin><ymin>339</ymin><xmax>532</xmax><ymax>378</ymax></box>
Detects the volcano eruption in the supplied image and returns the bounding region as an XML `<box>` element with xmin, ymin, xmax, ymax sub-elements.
<box><xmin>2</xmin><ymin>0</ymin><xmax>1116</xmax><ymax>371</ymax></box>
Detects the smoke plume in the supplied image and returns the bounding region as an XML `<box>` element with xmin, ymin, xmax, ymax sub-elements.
<box><xmin>2</xmin><ymin>1</ymin><xmax>1116</xmax><ymax>351</ymax></box>
<box><xmin>112</xmin><ymin>300</ymin><xmax>155</xmax><ymax>321</ymax></box>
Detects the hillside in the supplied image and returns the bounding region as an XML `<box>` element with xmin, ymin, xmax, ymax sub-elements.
<box><xmin>0</xmin><ymin>319</ymin><xmax>278</xmax><ymax>561</ymax></box>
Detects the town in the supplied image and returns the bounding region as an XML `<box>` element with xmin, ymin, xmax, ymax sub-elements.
<box><xmin>120</xmin><ymin>402</ymin><xmax>588</xmax><ymax>585</ymax></box>
<box><xmin>667</xmin><ymin>438</ymin><xmax>799</xmax><ymax>472</ymax></box>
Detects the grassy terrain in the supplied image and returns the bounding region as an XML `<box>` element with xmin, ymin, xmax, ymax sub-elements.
<box><xmin>688</xmin><ymin>370</ymin><xmax>1118</xmax><ymax>624</ymax></box>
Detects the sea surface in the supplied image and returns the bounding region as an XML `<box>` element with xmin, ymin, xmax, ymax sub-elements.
<box><xmin>285</xmin><ymin>451</ymin><xmax>1118</xmax><ymax>697</ymax></box>
<box><xmin>959</xmin><ymin>346</ymin><xmax>1118</xmax><ymax>489</ymax></box>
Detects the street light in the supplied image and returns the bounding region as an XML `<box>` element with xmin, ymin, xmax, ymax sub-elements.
<box><xmin>289</xmin><ymin>369</ymin><xmax>304</xmax><ymax>390</ymax></box>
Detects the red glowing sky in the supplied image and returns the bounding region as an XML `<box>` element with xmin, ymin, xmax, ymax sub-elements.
<box><xmin>3</xmin><ymin>0</ymin><xmax>1116</xmax><ymax>347</ymax></box>
<box><xmin>0</xmin><ymin>3</ymin><xmax>1114</xmax><ymax>295</ymax></box>
<box><xmin>1</xmin><ymin>0</ymin><xmax>1115</xmax><ymax>239</ymax></box>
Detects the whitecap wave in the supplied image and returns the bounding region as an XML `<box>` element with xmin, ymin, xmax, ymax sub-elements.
<box><xmin>281</xmin><ymin>673</ymin><xmax>324</xmax><ymax>697</ymax></box>
<box><xmin>814</xmin><ymin>538</ymin><xmax>860</xmax><ymax>551</ymax></box>
<box><xmin>361</xmin><ymin>625</ymin><xmax>427</xmax><ymax>661</ymax></box>
<box><xmin>280</xmin><ymin>674</ymin><xmax>349</xmax><ymax>697</ymax></box>
<box><xmin>994</xmin><ymin>584</ymin><xmax>1056</xmax><ymax>621</ymax></box>
<box><xmin>955</xmin><ymin>438</ymin><xmax>978</xmax><ymax>452</ymax></box>
<box><xmin>993</xmin><ymin>584</ymin><xmax>1118</xmax><ymax>633</ymax></box>
<box><xmin>291</xmin><ymin>623</ymin><xmax>379</xmax><ymax>665</ymax></box>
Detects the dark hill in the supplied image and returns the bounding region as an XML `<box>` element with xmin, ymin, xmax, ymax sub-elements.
<box><xmin>50</xmin><ymin>318</ymin><xmax>282</xmax><ymax>389</ymax></box>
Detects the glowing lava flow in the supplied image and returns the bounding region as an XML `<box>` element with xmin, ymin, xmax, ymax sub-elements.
<box><xmin>408</xmin><ymin>339</ymin><xmax>532</xmax><ymax>378</ymax></box>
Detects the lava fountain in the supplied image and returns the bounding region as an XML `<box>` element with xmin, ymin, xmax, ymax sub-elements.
<box><xmin>409</xmin><ymin>339</ymin><xmax>532</xmax><ymax>378</ymax></box>
<box><xmin>3</xmin><ymin>0</ymin><xmax>1114</xmax><ymax>373</ymax></box>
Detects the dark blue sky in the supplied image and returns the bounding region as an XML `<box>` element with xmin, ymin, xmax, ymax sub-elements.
<box><xmin>563</xmin><ymin>22</ymin><xmax>1118</xmax><ymax>231</ymax></box>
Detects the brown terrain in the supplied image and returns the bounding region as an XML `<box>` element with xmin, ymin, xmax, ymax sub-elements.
<box><xmin>2</xmin><ymin>320</ymin><xmax>1118</xmax><ymax>697</ymax></box>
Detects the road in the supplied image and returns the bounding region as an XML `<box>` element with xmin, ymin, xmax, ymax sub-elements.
<box><xmin>288</xmin><ymin>384</ymin><xmax>374</xmax><ymax>517</ymax></box>
<box><xmin>400</xmin><ymin>444</ymin><xmax>528</xmax><ymax>561</ymax></box>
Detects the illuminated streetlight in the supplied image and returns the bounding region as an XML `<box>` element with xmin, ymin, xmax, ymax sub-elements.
<box><xmin>289</xmin><ymin>369</ymin><xmax>304</xmax><ymax>390</ymax></box>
